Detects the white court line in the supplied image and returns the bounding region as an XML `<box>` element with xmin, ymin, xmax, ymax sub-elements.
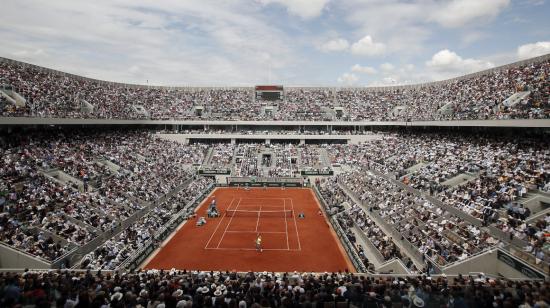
<box><xmin>204</xmin><ymin>197</ymin><xmax>236</xmax><ymax>249</ymax></box>
<box><xmin>290</xmin><ymin>198</ymin><xmax>302</xmax><ymax>251</ymax></box>
<box><xmin>225</xmin><ymin>230</ymin><xmax>287</xmax><ymax>234</ymax></box>
<box><xmin>284</xmin><ymin>198</ymin><xmax>289</xmax><ymax>250</ymax></box>
<box><xmin>255</xmin><ymin>204</ymin><xmax>262</xmax><ymax>233</ymax></box>
<box><xmin>205</xmin><ymin>247</ymin><xmax>302</xmax><ymax>251</ymax></box>
<box><xmin>216</xmin><ymin>198</ymin><xmax>242</xmax><ymax>248</ymax></box>
<box><xmin>237</xmin><ymin>197</ymin><xmax>288</xmax><ymax>200</ymax></box>
<box><xmin>237</xmin><ymin>202</ymin><xmax>286</xmax><ymax>208</ymax></box>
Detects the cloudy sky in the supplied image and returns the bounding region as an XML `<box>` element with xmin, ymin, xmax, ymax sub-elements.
<box><xmin>1</xmin><ymin>0</ymin><xmax>549</xmax><ymax>86</ymax></box>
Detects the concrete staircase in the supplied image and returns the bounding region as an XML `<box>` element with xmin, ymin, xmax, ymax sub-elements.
<box><xmin>203</xmin><ymin>147</ymin><xmax>214</xmax><ymax>166</ymax></box>
<box><xmin>131</xmin><ymin>105</ymin><xmax>150</xmax><ymax>118</ymax></box>
<box><xmin>319</xmin><ymin>148</ymin><xmax>331</xmax><ymax>168</ymax></box>
<box><xmin>321</xmin><ymin>107</ymin><xmax>336</xmax><ymax>120</ymax></box>
<box><xmin>96</xmin><ymin>159</ymin><xmax>123</xmax><ymax>174</ymax></box>
<box><xmin>399</xmin><ymin>162</ymin><xmax>427</xmax><ymax>180</ymax></box>
<box><xmin>502</xmin><ymin>91</ymin><xmax>531</xmax><ymax>108</ymax></box>
<box><xmin>41</xmin><ymin>169</ymin><xmax>85</xmax><ymax>192</ymax></box>
<box><xmin>261</xmin><ymin>105</ymin><xmax>278</xmax><ymax>118</ymax></box>
<box><xmin>390</xmin><ymin>106</ymin><xmax>407</xmax><ymax>118</ymax></box>
<box><xmin>0</xmin><ymin>86</ymin><xmax>26</xmax><ymax>107</ymax></box>
<box><xmin>0</xmin><ymin>89</ymin><xmax>18</xmax><ymax>105</ymax></box>
<box><xmin>437</xmin><ymin>102</ymin><xmax>454</xmax><ymax>116</ymax></box>
<box><xmin>440</xmin><ymin>172</ymin><xmax>478</xmax><ymax>188</ymax></box>
<box><xmin>79</xmin><ymin>99</ymin><xmax>94</xmax><ymax>115</ymax></box>
<box><xmin>337</xmin><ymin>181</ymin><xmax>425</xmax><ymax>271</ymax></box>
<box><xmin>520</xmin><ymin>191</ymin><xmax>550</xmax><ymax>222</ymax></box>
<box><xmin>350</xmin><ymin>226</ymin><xmax>384</xmax><ymax>268</ymax></box>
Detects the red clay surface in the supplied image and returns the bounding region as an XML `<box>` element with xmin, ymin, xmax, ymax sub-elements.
<box><xmin>144</xmin><ymin>187</ymin><xmax>354</xmax><ymax>272</ymax></box>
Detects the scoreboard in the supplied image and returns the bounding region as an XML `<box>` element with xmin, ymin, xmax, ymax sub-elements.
<box><xmin>255</xmin><ymin>85</ymin><xmax>283</xmax><ymax>101</ymax></box>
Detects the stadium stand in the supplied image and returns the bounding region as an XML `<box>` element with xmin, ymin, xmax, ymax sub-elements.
<box><xmin>0</xmin><ymin>55</ymin><xmax>548</xmax><ymax>121</ymax></box>
<box><xmin>1</xmin><ymin>54</ymin><xmax>549</xmax><ymax>307</ymax></box>
<box><xmin>1</xmin><ymin>269</ymin><xmax>548</xmax><ymax>307</ymax></box>
<box><xmin>0</xmin><ymin>130</ymin><xmax>207</xmax><ymax>266</ymax></box>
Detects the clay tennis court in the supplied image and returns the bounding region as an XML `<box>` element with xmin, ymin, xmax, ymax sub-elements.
<box><xmin>143</xmin><ymin>187</ymin><xmax>354</xmax><ymax>272</ymax></box>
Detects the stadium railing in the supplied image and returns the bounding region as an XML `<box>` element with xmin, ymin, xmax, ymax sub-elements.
<box><xmin>508</xmin><ymin>245</ymin><xmax>550</xmax><ymax>276</ymax></box>
<box><xmin>0</xmin><ymin>267</ymin><xmax>545</xmax><ymax>284</ymax></box>
<box><xmin>337</xmin><ymin>175</ymin><xmax>548</xmax><ymax>278</ymax></box>
<box><xmin>336</xmin><ymin>178</ymin><xmax>442</xmax><ymax>274</ymax></box>
<box><xmin>52</xmin><ymin>246</ymin><xmax>79</xmax><ymax>269</ymax></box>
<box><xmin>351</xmin><ymin>220</ymin><xmax>387</xmax><ymax>265</ymax></box>
<box><xmin>69</xmin><ymin>177</ymin><xmax>196</xmax><ymax>269</ymax></box>
<box><xmin>312</xmin><ymin>185</ymin><xmax>369</xmax><ymax>273</ymax></box>
<box><xmin>369</xmin><ymin>167</ymin><xmax>531</xmax><ymax>249</ymax></box>
<box><xmin>118</xmin><ymin>183</ymin><xmax>216</xmax><ymax>271</ymax></box>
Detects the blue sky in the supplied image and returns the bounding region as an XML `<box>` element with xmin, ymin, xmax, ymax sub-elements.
<box><xmin>0</xmin><ymin>0</ymin><xmax>549</xmax><ymax>86</ymax></box>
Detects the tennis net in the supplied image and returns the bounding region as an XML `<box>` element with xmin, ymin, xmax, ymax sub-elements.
<box><xmin>225</xmin><ymin>209</ymin><xmax>294</xmax><ymax>218</ymax></box>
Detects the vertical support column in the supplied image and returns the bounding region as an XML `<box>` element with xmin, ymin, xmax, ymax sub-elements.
<box><xmin>231</xmin><ymin>138</ymin><xmax>236</xmax><ymax>145</ymax></box>
<box><xmin>300</xmin><ymin>139</ymin><xmax>305</xmax><ymax>145</ymax></box>
<box><xmin>265</xmin><ymin>139</ymin><xmax>271</xmax><ymax>145</ymax></box>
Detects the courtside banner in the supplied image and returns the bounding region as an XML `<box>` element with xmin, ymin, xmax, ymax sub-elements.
<box><xmin>301</xmin><ymin>170</ymin><xmax>334</xmax><ymax>176</ymax></box>
<box><xmin>228</xmin><ymin>181</ymin><xmax>301</xmax><ymax>187</ymax></box>
<box><xmin>497</xmin><ymin>250</ymin><xmax>545</xmax><ymax>279</ymax></box>
<box><xmin>198</xmin><ymin>169</ymin><xmax>231</xmax><ymax>175</ymax></box>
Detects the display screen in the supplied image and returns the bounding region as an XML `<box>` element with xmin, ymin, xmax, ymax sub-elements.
<box><xmin>259</xmin><ymin>92</ymin><xmax>281</xmax><ymax>100</ymax></box>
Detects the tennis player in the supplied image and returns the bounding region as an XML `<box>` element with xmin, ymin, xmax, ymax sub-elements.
<box><xmin>255</xmin><ymin>234</ymin><xmax>262</xmax><ymax>252</ymax></box>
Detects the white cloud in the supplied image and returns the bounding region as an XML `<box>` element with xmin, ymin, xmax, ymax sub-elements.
<box><xmin>319</xmin><ymin>38</ymin><xmax>349</xmax><ymax>52</ymax></box>
<box><xmin>341</xmin><ymin>0</ymin><xmax>510</xmax><ymax>56</ymax></box>
<box><xmin>350</xmin><ymin>35</ymin><xmax>386</xmax><ymax>56</ymax></box>
<box><xmin>0</xmin><ymin>0</ymin><xmax>298</xmax><ymax>85</ymax></box>
<box><xmin>369</xmin><ymin>76</ymin><xmax>419</xmax><ymax>87</ymax></box>
<box><xmin>426</xmin><ymin>49</ymin><xmax>495</xmax><ymax>77</ymax></box>
<box><xmin>343</xmin><ymin>2</ymin><xmax>430</xmax><ymax>56</ymax></box>
<box><xmin>12</xmin><ymin>48</ymin><xmax>45</xmax><ymax>58</ymax></box>
<box><xmin>351</xmin><ymin>64</ymin><xmax>377</xmax><ymax>74</ymax></box>
<box><xmin>337</xmin><ymin>72</ymin><xmax>359</xmax><ymax>85</ymax></box>
<box><xmin>517</xmin><ymin>41</ymin><xmax>550</xmax><ymax>60</ymax></box>
<box><xmin>461</xmin><ymin>32</ymin><xmax>488</xmax><ymax>45</ymax></box>
<box><xmin>380</xmin><ymin>63</ymin><xmax>395</xmax><ymax>72</ymax></box>
<box><xmin>0</xmin><ymin>0</ymin><xmax>541</xmax><ymax>86</ymax></box>
<box><xmin>260</xmin><ymin>0</ymin><xmax>329</xmax><ymax>19</ymax></box>
<box><xmin>367</xmin><ymin>62</ymin><xmax>419</xmax><ymax>86</ymax></box>
<box><xmin>404</xmin><ymin>64</ymin><xmax>415</xmax><ymax>71</ymax></box>
<box><xmin>524</xmin><ymin>0</ymin><xmax>545</xmax><ymax>5</ymax></box>
<box><xmin>431</xmin><ymin>0</ymin><xmax>510</xmax><ymax>28</ymax></box>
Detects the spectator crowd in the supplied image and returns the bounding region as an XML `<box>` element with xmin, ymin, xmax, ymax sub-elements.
<box><xmin>324</xmin><ymin>133</ymin><xmax>549</xmax><ymax>269</ymax></box>
<box><xmin>1</xmin><ymin>56</ymin><xmax>548</xmax><ymax>121</ymax></box>
<box><xmin>1</xmin><ymin>269</ymin><xmax>548</xmax><ymax>307</ymax></box>
<box><xmin>0</xmin><ymin>124</ymin><xmax>548</xmax><ymax>298</ymax></box>
<box><xmin>0</xmin><ymin>129</ymin><xmax>207</xmax><ymax>263</ymax></box>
